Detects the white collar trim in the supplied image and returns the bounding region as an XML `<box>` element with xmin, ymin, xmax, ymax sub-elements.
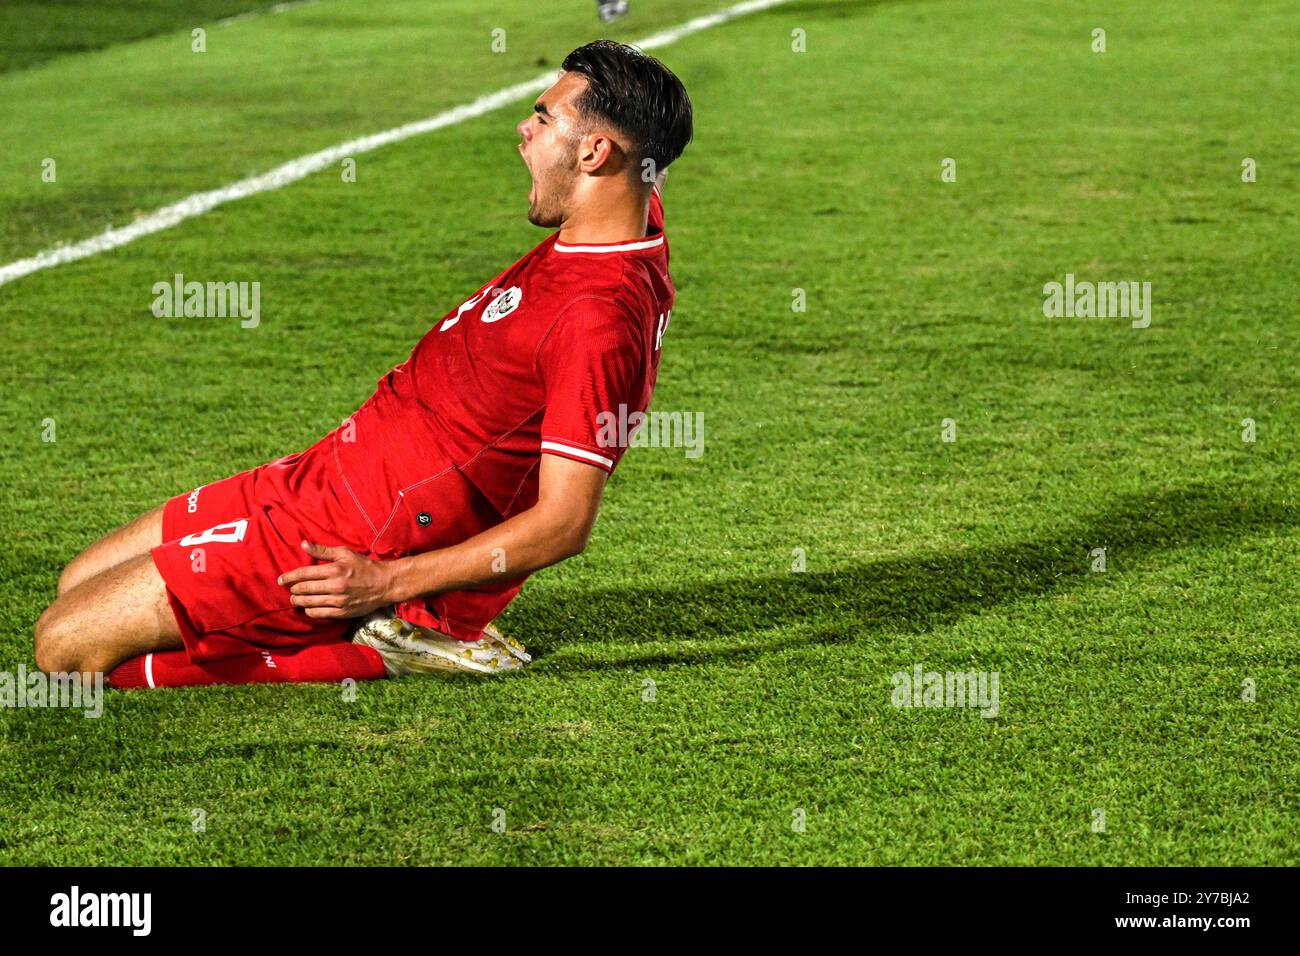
<box><xmin>553</xmin><ymin>235</ymin><xmax>665</xmax><ymax>254</ymax></box>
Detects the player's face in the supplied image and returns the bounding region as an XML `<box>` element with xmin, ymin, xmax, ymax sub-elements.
<box><xmin>517</xmin><ymin>73</ymin><xmax>588</xmax><ymax>227</ymax></box>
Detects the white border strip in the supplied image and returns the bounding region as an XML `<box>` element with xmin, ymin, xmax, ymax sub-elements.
<box><xmin>0</xmin><ymin>0</ymin><xmax>794</xmax><ymax>289</ymax></box>
<box><xmin>144</xmin><ymin>652</ymin><xmax>156</xmax><ymax>689</ymax></box>
<box><xmin>554</xmin><ymin>235</ymin><xmax>664</xmax><ymax>254</ymax></box>
<box><xmin>541</xmin><ymin>441</ymin><xmax>615</xmax><ymax>469</ymax></box>
<box><xmin>218</xmin><ymin>0</ymin><xmax>320</xmax><ymax>27</ymax></box>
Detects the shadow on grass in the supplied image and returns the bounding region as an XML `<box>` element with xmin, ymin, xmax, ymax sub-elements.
<box><xmin>519</xmin><ymin>483</ymin><xmax>1296</xmax><ymax>670</ymax></box>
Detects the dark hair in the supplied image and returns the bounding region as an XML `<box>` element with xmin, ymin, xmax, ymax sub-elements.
<box><xmin>561</xmin><ymin>40</ymin><xmax>693</xmax><ymax>177</ymax></box>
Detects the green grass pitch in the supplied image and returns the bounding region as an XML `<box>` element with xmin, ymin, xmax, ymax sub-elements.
<box><xmin>0</xmin><ymin>0</ymin><xmax>1296</xmax><ymax>865</ymax></box>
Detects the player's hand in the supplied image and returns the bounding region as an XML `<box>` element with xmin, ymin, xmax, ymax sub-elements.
<box><xmin>278</xmin><ymin>541</ymin><xmax>394</xmax><ymax>619</ymax></box>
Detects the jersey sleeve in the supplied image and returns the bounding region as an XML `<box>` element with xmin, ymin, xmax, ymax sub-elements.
<box><xmin>537</xmin><ymin>297</ymin><xmax>646</xmax><ymax>474</ymax></box>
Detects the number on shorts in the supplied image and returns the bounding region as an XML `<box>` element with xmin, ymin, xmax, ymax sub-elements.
<box><xmin>180</xmin><ymin>519</ymin><xmax>249</xmax><ymax>547</ymax></box>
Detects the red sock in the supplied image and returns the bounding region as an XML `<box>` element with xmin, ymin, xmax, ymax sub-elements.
<box><xmin>108</xmin><ymin>643</ymin><xmax>386</xmax><ymax>689</ymax></box>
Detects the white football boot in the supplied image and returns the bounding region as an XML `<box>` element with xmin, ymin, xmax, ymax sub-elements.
<box><xmin>351</xmin><ymin>611</ymin><xmax>531</xmax><ymax>676</ymax></box>
<box><xmin>598</xmin><ymin>1</ymin><xmax>629</xmax><ymax>24</ymax></box>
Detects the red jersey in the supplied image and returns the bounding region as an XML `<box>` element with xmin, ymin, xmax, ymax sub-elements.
<box><xmin>266</xmin><ymin>188</ymin><xmax>674</xmax><ymax>640</ymax></box>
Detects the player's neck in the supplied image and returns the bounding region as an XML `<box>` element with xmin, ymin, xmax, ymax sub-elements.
<box><xmin>556</xmin><ymin>188</ymin><xmax>650</xmax><ymax>245</ymax></box>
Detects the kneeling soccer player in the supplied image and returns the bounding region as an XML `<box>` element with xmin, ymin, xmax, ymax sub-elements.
<box><xmin>33</xmin><ymin>40</ymin><xmax>692</xmax><ymax>688</ymax></box>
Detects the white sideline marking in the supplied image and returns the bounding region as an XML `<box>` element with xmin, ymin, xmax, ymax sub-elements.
<box><xmin>218</xmin><ymin>1</ymin><xmax>321</xmax><ymax>28</ymax></box>
<box><xmin>0</xmin><ymin>0</ymin><xmax>794</xmax><ymax>289</ymax></box>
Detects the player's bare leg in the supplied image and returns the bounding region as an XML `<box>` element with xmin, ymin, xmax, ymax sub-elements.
<box><xmin>35</xmin><ymin>552</ymin><xmax>182</xmax><ymax>676</ymax></box>
<box><xmin>42</xmin><ymin>544</ymin><xmax>389</xmax><ymax>690</ymax></box>
<box><xmin>57</xmin><ymin>504</ymin><xmax>164</xmax><ymax>596</ymax></box>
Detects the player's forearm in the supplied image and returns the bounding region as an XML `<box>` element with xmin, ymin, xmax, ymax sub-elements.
<box><xmin>383</xmin><ymin>505</ymin><xmax>589</xmax><ymax>604</ymax></box>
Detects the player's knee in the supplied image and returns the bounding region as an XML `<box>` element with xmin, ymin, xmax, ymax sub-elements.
<box><xmin>56</xmin><ymin>560</ymin><xmax>83</xmax><ymax>597</ymax></box>
<box><xmin>33</xmin><ymin>605</ymin><xmax>62</xmax><ymax>673</ymax></box>
<box><xmin>33</xmin><ymin>603</ymin><xmax>82</xmax><ymax>674</ymax></box>
<box><xmin>56</xmin><ymin>546</ymin><xmax>101</xmax><ymax>596</ymax></box>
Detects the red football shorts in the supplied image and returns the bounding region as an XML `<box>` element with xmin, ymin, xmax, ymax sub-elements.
<box><xmin>150</xmin><ymin>465</ymin><xmax>351</xmax><ymax>663</ymax></box>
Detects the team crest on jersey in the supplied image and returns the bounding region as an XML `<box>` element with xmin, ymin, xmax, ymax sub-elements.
<box><xmin>482</xmin><ymin>286</ymin><xmax>522</xmax><ymax>323</ymax></box>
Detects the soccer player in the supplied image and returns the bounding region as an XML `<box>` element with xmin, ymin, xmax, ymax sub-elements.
<box><xmin>33</xmin><ymin>40</ymin><xmax>692</xmax><ymax>688</ymax></box>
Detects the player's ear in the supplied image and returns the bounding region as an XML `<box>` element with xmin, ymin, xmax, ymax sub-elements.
<box><xmin>578</xmin><ymin>132</ymin><xmax>620</xmax><ymax>175</ymax></box>
<box><xmin>575</xmin><ymin>132</ymin><xmax>602</xmax><ymax>172</ymax></box>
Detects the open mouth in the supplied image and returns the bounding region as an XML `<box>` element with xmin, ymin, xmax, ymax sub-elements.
<box><xmin>518</xmin><ymin>144</ymin><xmax>535</xmax><ymax>205</ymax></box>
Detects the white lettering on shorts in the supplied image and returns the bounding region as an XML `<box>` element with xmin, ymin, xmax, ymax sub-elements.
<box><xmin>179</xmin><ymin>519</ymin><xmax>249</xmax><ymax>547</ymax></box>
